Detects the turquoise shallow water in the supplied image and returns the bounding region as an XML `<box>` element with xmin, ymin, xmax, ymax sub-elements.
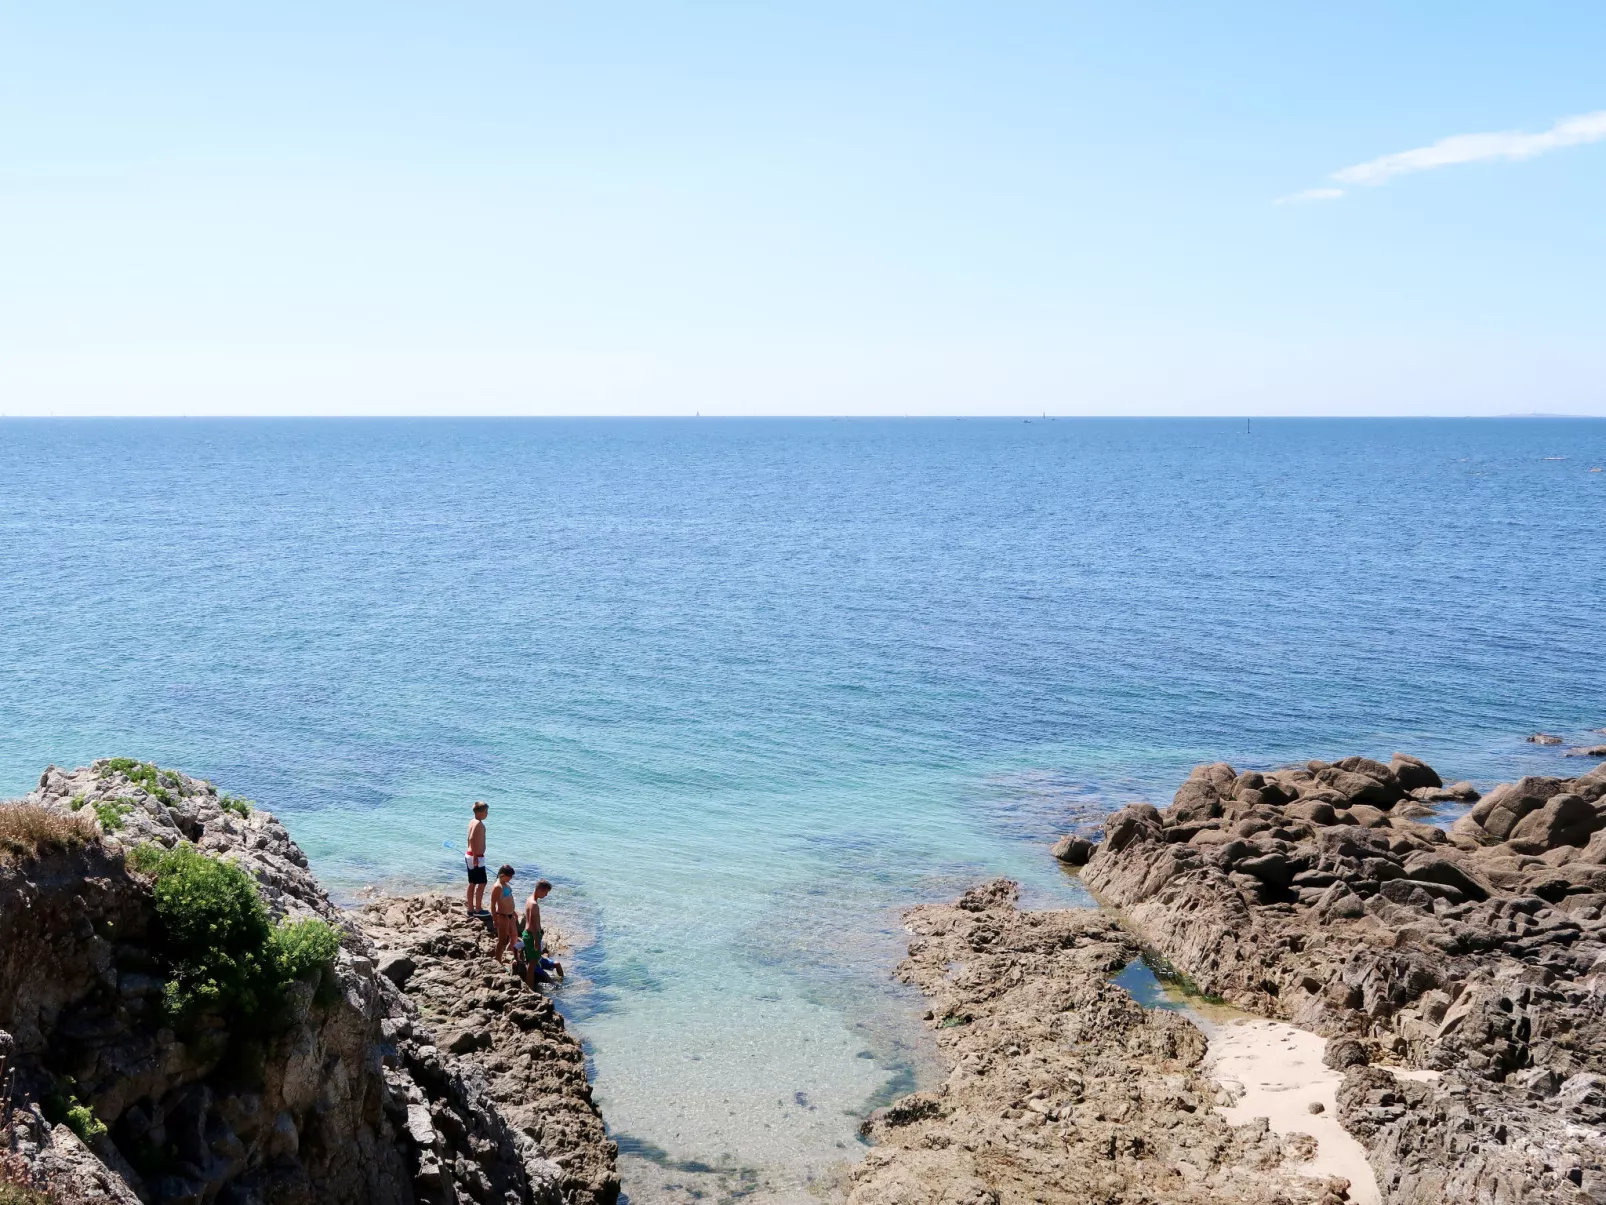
<box><xmin>2</xmin><ymin>417</ymin><xmax>1604</xmax><ymax>1200</ymax></box>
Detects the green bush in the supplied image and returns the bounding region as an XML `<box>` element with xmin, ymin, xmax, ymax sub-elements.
<box><xmin>219</xmin><ymin>795</ymin><xmax>253</xmax><ymax>818</ymax></box>
<box><xmin>42</xmin><ymin>1080</ymin><xmax>106</xmax><ymax>1145</ymax></box>
<box><xmin>65</xmin><ymin>1100</ymin><xmax>107</xmax><ymax>1144</ymax></box>
<box><xmin>92</xmin><ymin>799</ymin><xmax>134</xmax><ymax>832</ymax></box>
<box><xmin>101</xmin><ymin>759</ymin><xmax>175</xmax><ymax>805</ymax></box>
<box><xmin>126</xmin><ymin>843</ymin><xmax>342</xmax><ymax>1025</ymax></box>
<box><xmin>270</xmin><ymin>917</ymin><xmax>342</xmax><ymax>982</ymax></box>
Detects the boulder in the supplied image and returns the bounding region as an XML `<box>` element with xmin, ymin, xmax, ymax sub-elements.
<box><xmin>1050</xmin><ymin>835</ymin><xmax>1095</xmax><ymax>866</ymax></box>
<box><xmin>377</xmin><ymin>951</ymin><xmax>416</xmax><ymax>987</ymax></box>
<box><xmin>1389</xmin><ymin>753</ymin><xmax>1443</xmax><ymax>792</ymax></box>
<box><xmin>1401</xmin><ymin>852</ymin><xmax>1491</xmax><ymax>901</ymax></box>
<box><xmin>1324</xmin><ymin>1037</ymin><xmax>1369</xmax><ymax>1070</ymax></box>
<box><xmin>1477</xmin><ymin>777</ymin><xmax>1566</xmax><ymax>839</ymax></box>
<box><xmin>1102</xmin><ymin>804</ymin><xmax>1162</xmax><ymax>853</ymax></box>
<box><xmin>1169</xmin><ymin>764</ymin><xmax>1235</xmax><ymax>821</ymax></box>
<box><xmin>1238</xmin><ymin>852</ymin><xmax>1294</xmax><ymax>885</ymax></box>
<box><xmin>1506</xmin><ymin>793</ymin><xmax>1599</xmax><ymax>852</ymax></box>
<box><xmin>1284</xmin><ymin>799</ymin><xmax>1337</xmax><ymax>826</ymax></box>
<box><xmin>1581</xmin><ymin>829</ymin><xmax>1606</xmax><ymax>865</ymax></box>
<box><xmin>1527</xmin><ymin>733</ymin><xmax>1564</xmax><ymax>745</ymax></box>
<box><xmin>1334</xmin><ymin>755</ymin><xmax>1401</xmax><ymax>790</ymax></box>
<box><xmin>1338</xmin><ymin>804</ymin><xmax>1388</xmax><ymax>829</ymax></box>
<box><xmin>1316</xmin><ymin>882</ymin><xmax>1365</xmax><ymax>920</ymax></box>
<box><xmin>1317</xmin><ymin>767</ymin><xmax>1397</xmax><ymax>807</ymax></box>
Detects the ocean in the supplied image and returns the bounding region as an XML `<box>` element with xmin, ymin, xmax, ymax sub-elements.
<box><xmin>2</xmin><ymin>417</ymin><xmax>1603</xmax><ymax>1201</ymax></box>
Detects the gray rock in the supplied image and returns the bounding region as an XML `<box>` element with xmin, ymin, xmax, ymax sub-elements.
<box><xmin>1323</xmin><ymin>1037</ymin><xmax>1369</xmax><ymax>1070</ymax></box>
<box><xmin>1050</xmin><ymin>835</ymin><xmax>1094</xmax><ymax>866</ymax></box>
<box><xmin>1389</xmin><ymin>752</ymin><xmax>1443</xmax><ymax>792</ymax></box>
<box><xmin>378</xmin><ymin>951</ymin><xmax>417</xmax><ymax>987</ymax></box>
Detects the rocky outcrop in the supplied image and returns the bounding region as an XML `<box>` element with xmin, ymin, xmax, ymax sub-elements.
<box><xmin>1</xmin><ymin>761</ymin><xmax>617</xmax><ymax>1205</ymax></box>
<box><xmin>849</xmin><ymin>880</ymin><xmax>1353</xmax><ymax>1205</ymax></box>
<box><xmin>1080</xmin><ymin>754</ymin><xmax>1606</xmax><ymax>1204</ymax></box>
<box><xmin>358</xmin><ymin>897</ymin><xmax>617</xmax><ymax>1205</ymax></box>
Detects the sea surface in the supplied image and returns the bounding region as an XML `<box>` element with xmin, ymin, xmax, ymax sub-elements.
<box><xmin>2</xmin><ymin>417</ymin><xmax>1603</xmax><ymax>1202</ymax></box>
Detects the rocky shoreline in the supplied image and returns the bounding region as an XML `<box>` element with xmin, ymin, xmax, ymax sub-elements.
<box><xmin>1081</xmin><ymin>753</ymin><xmax>1606</xmax><ymax>1202</ymax></box>
<box><xmin>855</xmin><ymin>753</ymin><xmax>1606</xmax><ymax>1205</ymax></box>
<box><xmin>0</xmin><ymin>761</ymin><xmax>619</xmax><ymax>1205</ymax></box>
<box><xmin>10</xmin><ymin>751</ymin><xmax>1606</xmax><ymax>1205</ymax></box>
<box><xmin>849</xmin><ymin>880</ymin><xmax>1350</xmax><ymax>1205</ymax></box>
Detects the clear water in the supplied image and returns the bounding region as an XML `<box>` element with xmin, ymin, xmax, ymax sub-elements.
<box><xmin>3</xmin><ymin>418</ymin><xmax>1603</xmax><ymax>1201</ymax></box>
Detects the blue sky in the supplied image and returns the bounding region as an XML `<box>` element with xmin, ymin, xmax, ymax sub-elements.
<box><xmin>2</xmin><ymin>3</ymin><xmax>1604</xmax><ymax>416</ymax></box>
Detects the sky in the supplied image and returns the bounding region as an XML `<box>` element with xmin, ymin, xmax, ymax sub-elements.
<box><xmin>2</xmin><ymin>2</ymin><xmax>1604</xmax><ymax>417</ymax></box>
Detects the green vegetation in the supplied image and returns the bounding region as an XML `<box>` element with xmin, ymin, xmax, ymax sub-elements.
<box><xmin>67</xmin><ymin>794</ymin><xmax>85</xmax><ymax>811</ymax></box>
<box><xmin>100</xmin><ymin>758</ymin><xmax>179</xmax><ymax>805</ymax></box>
<box><xmin>126</xmin><ymin>843</ymin><xmax>341</xmax><ymax>1025</ymax></box>
<box><xmin>219</xmin><ymin>795</ymin><xmax>253</xmax><ymax>818</ymax></box>
<box><xmin>92</xmin><ymin>799</ymin><xmax>135</xmax><ymax>833</ymax></box>
<box><xmin>0</xmin><ymin>804</ymin><xmax>96</xmax><ymax>862</ymax></box>
<box><xmin>42</xmin><ymin>1079</ymin><xmax>106</xmax><ymax>1145</ymax></box>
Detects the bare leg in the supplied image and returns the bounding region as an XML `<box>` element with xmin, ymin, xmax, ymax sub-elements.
<box><xmin>494</xmin><ymin>916</ymin><xmax>512</xmax><ymax>963</ymax></box>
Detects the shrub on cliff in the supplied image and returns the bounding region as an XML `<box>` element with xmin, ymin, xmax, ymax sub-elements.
<box><xmin>0</xmin><ymin>804</ymin><xmax>96</xmax><ymax>863</ymax></box>
<box><xmin>126</xmin><ymin>843</ymin><xmax>341</xmax><ymax>1025</ymax></box>
<box><xmin>100</xmin><ymin>757</ymin><xmax>182</xmax><ymax>805</ymax></box>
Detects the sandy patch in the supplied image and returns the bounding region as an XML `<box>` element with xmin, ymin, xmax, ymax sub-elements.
<box><xmin>1201</xmin><ymin>1016</ymin><xmax>1379</xmax><ymax>1205</ymax></box>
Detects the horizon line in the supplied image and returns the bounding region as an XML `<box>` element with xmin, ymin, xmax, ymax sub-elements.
<box><xmin>1</xmin><ymin>412</ymin><xmax>1603</xmax><ymax>422</ymax></box>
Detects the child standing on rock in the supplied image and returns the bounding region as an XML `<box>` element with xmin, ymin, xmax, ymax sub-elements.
<box><xmin>465</xmin><ymin>801</ymin><xmax>489</xmax><ymax>917</ymax></box>
<box><xmin>490</xmin><ymin>864</ymin><xmax>520</xmax><ymax>963</ymax></box>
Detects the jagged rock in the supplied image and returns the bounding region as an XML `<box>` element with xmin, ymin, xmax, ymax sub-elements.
<box><xmin>2</xmin><ymin>762</ymin><xmax>615</xmax><ymax>1205</ymax></box>
<box><xmin>1081</xmin><ymin>755</ymin><xmax>1606</xmax><ymax>1205</ymax></box>
<box><xmin>1528</xmin><ymin>733</ymin><xmax>1565</xmax><ymax>745</ymax></box>
<box><xmin>1324</xmin><ymin>1037</ymin><xmax>1369</xmax><ymax>1070</ymax></box>
<box><xmin>849</xmin><ymin>881</ymin><xmax>1343</xmax><ymax>1205</ymax></box>
<box><xmin>377</xmin><ymin>952</ymin><xmax>417</xmax><ymax>988</ymax></box>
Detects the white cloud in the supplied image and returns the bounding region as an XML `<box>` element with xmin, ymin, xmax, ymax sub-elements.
<box><xmin>1275</xmin><ymin>187</ymin><xmax>1345</xmax><ymax>205</ymax></box>
<box><xmin>1281</xmin><ymin>108</ymin><xmax>1606</xmax><ymax>202</ymax></box>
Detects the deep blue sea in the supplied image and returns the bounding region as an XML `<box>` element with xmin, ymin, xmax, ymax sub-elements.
<box><xmin>3</xmin><ymin>418</ymin><xmax>1603</xmax><ymax>1201</ymax></box>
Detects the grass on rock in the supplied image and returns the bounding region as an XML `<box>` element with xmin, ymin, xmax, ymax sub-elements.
<box><xmin>0</xmin><ymin>805</ymin><xmax>96</xmax><ymax>862</ymax></box>
<box><xmin>219</xmin><ymin>795</ymin><xmax>253</xmax><ymax>818</ymax></box>
<box><xmin>100</xmin><ymin>758</ymin><xmax>179</xmax><ymax>806</ymax></box>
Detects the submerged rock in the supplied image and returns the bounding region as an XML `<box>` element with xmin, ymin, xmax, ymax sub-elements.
<box><xmin>1078</xmin><ymin>753</ymin><xmax>1606</xmax><ymax>1204</ymax></box>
